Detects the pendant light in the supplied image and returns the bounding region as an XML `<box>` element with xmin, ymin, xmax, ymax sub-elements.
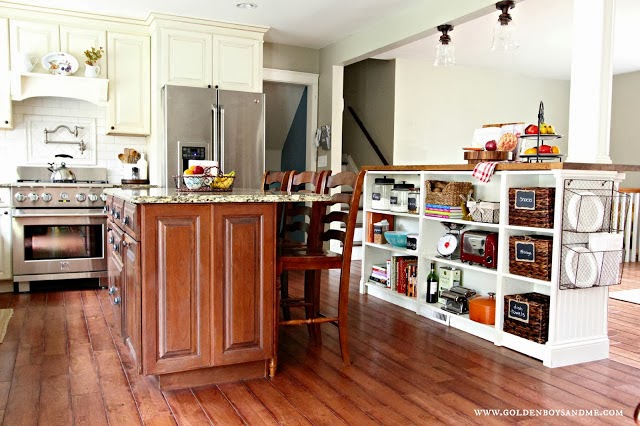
<box><xmin>492</xmin><ymin>0</ymin><xmax>519</xmax><ymax>51</ymax></box>
<box><xmin>434</xmin><ymin>24</ymin><xmax>455</xmax><ymax>67</ymax></box>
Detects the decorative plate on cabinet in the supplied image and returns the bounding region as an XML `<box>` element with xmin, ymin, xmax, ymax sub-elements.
<box><xmin>41</xmin><ymin>52</ymin><xmax>78</xmax><ymax>76</ymax></box>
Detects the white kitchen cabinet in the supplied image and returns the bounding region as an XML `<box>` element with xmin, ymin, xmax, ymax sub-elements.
<box><xmin>9</xmin><ymin>19</ymin><xmax>59</xmax><ymax>73</ymax></box>
<box><xmin>213</xmin><ymin>35</ymin><xmax>262</xmax><ymax>93</ymax></box>
<box><xmin>361</xmin><ymin>166</ymin><xmax>626</xmax><ymax>368</ymax></box>
<box><xmin>60</xmin><ymin>26</ymin><xmax>107</xmax><ymax>77</ymax></box>
<box><xmin>162</xmin><ymin>28</ymin><xmax>212</xmax><ymax>87</ymax></box>
<box><xmin>0</xmin><ymin>18</ymin><xmax>12</xmax><ymax>130</ymax></box>
<box><xmin>106</xmin><ymin>32</ymin><xmax>150</xmax><ymax>136</ymax></box>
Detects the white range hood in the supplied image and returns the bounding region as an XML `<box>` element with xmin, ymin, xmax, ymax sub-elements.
<box><xmin>11</xmin><ymin>72</ymin><xmax>109</xmax><ymax>105</ymax></box>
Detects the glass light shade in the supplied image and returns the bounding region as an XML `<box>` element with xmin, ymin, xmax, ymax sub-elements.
<box><xmin>491</xmin><ymin>21</ymin><xmax>519</xmax><ymax>51</ymax></box>
<box><xmin>434</xmin><ymin>43</ymin><xmax>455</xmax><ymax>67</ymax></box>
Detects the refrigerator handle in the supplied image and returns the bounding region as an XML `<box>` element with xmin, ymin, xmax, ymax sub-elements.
<box><xmin>212</xmin><ymin>104</ymin><xmax>218</xmax><ymax>163</ymax></box>
<box><xmin>220</xmin><ymin>106</ymin><xmax>225</xmax><ymax>169</ymax></box>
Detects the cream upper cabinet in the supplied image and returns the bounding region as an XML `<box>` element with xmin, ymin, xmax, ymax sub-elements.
<box><xmin>60</xmin><ymin>26</ymin><xmax>107</xmax><ymax>77</ymax></box>
<box><xmin>9</xmin><ymin>20</ymin><xmax>59</xmax><ymax>73</ymax></box>
<box><xmin>0</xmin><ymin>18</ymin><xmax>12</xmax><ymax>130</ymax></box>
<box><xmin>163</xmin><ymin>29</ymin><xmax>212</xmax><ymax>87</ymax></box>
<box><xmin>212</xmin><ymin>35</ymin><xmax>262</xmax><ymax>93</ymax></box>
<box><xmin>106</xmin><ymin>32</ymin><xmax>150</xmax><ymax>136</ymax></box>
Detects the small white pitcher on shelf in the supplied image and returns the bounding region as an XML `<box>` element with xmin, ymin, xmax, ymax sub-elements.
<box><xmin>84</xmin><ymin>64</ymin><xmax>100</xmax><ymax>78</ymax></box>
<box><xmin>16</xmin><ymin>53</ymin><xmax>37</xmax><ymax>73</ymax></box>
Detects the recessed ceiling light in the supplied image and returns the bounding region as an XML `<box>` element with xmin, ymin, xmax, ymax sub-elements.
<box><xmin>236</xmin><ymin>2</ymin><xmax>257</xmax><ymax>9</ymax></box>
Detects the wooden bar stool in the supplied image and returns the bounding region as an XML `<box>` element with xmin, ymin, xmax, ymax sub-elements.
<box><xmin>279</xmin><ymin>170</ymin><xmax>330</xmax><ymax>322</ymax></box>
<box><xmin>276</xmin><ymin>170</ymin><xmax>365</xmax><ymax>366</ymax></box>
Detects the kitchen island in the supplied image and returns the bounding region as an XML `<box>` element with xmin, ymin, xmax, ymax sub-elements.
<box><xmin>360</xmin><ymin>162</ymin><xmax>640</xmax><ymax>368</ymax></box>
<box><xmin>103</xmin><ymin>187</ymin><xmax>330</xmax><ymax>389</ymax></box>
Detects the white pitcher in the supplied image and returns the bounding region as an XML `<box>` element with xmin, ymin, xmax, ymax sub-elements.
<box><xmin>84</xmin><ymin>64</ymin><xmax>100</xmax><ymax>78</ymax></box>
<box><xmin>16</xmin><ymin>53</ymin><xmax>37</xmax><ymax>73</ymax></box>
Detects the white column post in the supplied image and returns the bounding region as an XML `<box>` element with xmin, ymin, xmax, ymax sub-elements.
<box><xmin>566</xmin><ymin>0</ymin><xmax>615</xmax><ymax>164</ymax></box>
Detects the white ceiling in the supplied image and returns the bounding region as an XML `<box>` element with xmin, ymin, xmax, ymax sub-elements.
<box><xmin>12</xmin><ymin>0</ymin><xmax>640</xmax><ymax>79</ymax></box>
<box><xmin>13</xmin><ymin>0</ymin><xmax>425</xmax><ymax>49</ymax></box>
<box><xmin>374</xmin><ymin>0</ymin><xmax>640</xmax><ymax>80</ymax></box>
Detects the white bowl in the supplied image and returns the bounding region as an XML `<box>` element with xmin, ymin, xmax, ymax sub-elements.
<box><xmin>183</xmin><ymin>174</ymin><xmax>204</xmax><ymax>190</ymax></box>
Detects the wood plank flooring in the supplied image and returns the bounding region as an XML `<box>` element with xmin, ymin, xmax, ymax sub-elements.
<box><xmin>0</xmin><ymin>263</ymin><xmax>639</xmax><ymax>425</ymax></box>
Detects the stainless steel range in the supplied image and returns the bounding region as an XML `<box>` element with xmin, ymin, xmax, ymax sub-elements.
<box><xmin>11</xmin><ymin>166</ymin><xmax>112</xmax><ymax>292</ymax></box>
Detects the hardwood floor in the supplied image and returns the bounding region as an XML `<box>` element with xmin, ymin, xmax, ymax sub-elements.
<box><xmin>0</xmin><ymin>263</ymin><xmax>639</xmax><ymax>425</ymax></box>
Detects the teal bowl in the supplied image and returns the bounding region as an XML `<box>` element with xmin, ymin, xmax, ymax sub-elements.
<box><xmin>384</xmin><ymin>231</ymin><xmax>408</xmax><ymax>248</ymax></box>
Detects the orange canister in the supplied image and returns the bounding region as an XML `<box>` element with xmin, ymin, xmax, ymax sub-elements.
<box><xmin>469</xmin><ymin>292</ymin><xmax>496</xmax><ymax>325</ymax></box>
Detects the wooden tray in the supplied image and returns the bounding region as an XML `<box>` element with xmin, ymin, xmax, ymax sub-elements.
<box><xmin>463</xmin><ymin>151</ymin><xmax>509</xmax><ymax>164</ymax></box>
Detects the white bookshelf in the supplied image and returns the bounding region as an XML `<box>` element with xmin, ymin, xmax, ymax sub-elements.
<box><xmin>360</xmin><ymin>167</ymin><xmax>626</xmax><ymax>368</ymax></box>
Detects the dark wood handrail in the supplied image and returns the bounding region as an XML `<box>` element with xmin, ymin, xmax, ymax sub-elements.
<box><xmin>346</xmin><ymin>106</ymin><xmax>389</xmax><ymax>166</ymax></box>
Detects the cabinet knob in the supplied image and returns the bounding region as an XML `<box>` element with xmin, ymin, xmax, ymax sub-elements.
<box><xmin>4</xmin><ymin>120</ymin><xmax>7</xmax><ymax>125</ymax></box>
<box><xmin>108</xmin><ymin>236</ymin><xmax>114</xmax><ymax>244</ymax></box>
<box><xmin>110</xmin><ymin>126</ymin><xmax>115</xmax><ymax>130</ymax></box>
<box><xmin>2</xmin><ymin>211</ymin><xmax>7</xmax><ymax>215</ymax></box>
<box><xmin>207</xmin><ymin>85</ymin><xmax>212</xmax><ymax>89</ymax></box>
<box><xmin>108</xmin><ymin>286</ymin><xmax>116</xmax><ymax>295</ymax></box>
<box><xmin>122</xmin><ymin>240</ymin><xmax>128</xmax><ymax>248</ymax></box>
<box><xmin>115</xmin><ymin>211</ymin><xmax>120</xmax><ymax>219</ymax></box>
<box><xmin>123</xmin><ymin>216</ymin><xmax>129</xmax><ymax>225</ymax></box>
<box><xmin>113</xmin><ymin>296</ymin><xmax>121</xmax><ymax>305</ymax></box>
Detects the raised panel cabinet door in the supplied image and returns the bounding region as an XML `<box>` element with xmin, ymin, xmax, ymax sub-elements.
<box><xmin>122</xmin><ymin>234</ymin><xmax>141</xmax><ymax>373</ymax></box>
<box><xmin>0</xmin><ymin>18</ymin><xmax>11</xmax><ymax>130</ymax></box>
<box><xmin>60</xmin><ymin>26</ymin><xmax>107</xmax><ymax>77</ymax></box>
<box><xmin>106</xmin><ymin>32</ymin><xmax>150</xmax><ymax>136</ymax></box>
<box><xmin>107</xmin><ymin>250</ymin><xmax>124</xmax><ymax>337</ymax></box>
<box><xmin>9</xmin><ymin>20</ymin><xmax>60</xmax><ymax>74</ymax></box>
<box><xmin>212</xmin><ymin>35</ymin><xmax>262</xmax><ymax>93</ymax></box>
<box><xmin>212</xmin><ymin>203</ymin><xmax>275</xmax><ymax>366</ymax></box>
<box><xmin>162</xmin><ymin>29</ymin><xmax>212</xmax><ymax>87</ymax></box>
<box><xmin>0</xmin><ymin>208</ymin><xmax>11</xmax><ymax>280</ymax></box>
<box><xmin>142</xmin><ymin>204</ymin><xmax>212</xmax><ymax>375</ymax></box>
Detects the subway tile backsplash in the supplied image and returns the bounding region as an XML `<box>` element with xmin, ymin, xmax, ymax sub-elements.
<box><xmin>0</xmin><ymin>97</ymin><xmax>147</xmax><ymax>183</ymax></box>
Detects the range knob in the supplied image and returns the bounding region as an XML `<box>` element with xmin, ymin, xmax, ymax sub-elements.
<box><xmin>88</xmin><ymin>193</ymin><xmax>99</xmax><ymax>202</ymax></box>
<box><xmin>76</xmin><ymin>193</ymin><xmax>87</xmax><ymax>202</ymax></box>
<box><xmin>60</xmin><ymin>192</ymin><xmax>69</xmax><ymax>201</ymax></box>
<box><xmin>14</xmin><ymin>192</ymin><xmax>26</xmax><ymax>202</ymax></box>
<box><xmin>28</xmin><ymin>192</ymin><xmax>39</xmax><ymax>202</ymax></box>
<box><xmin>41</xmin><ymin>193</ymin><xmax>52</xmax><ymax>202</ymax></box>
<box><xmin>100</xmin><ymin>193</ymin><xmax>108</xmax><ymax>202</ymax></box>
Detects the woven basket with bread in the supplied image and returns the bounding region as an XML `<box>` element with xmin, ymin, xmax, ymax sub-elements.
<box><xmin>425</xmin><ymin>180</ymin><xmax>474</xmax><ymax>207</ymax></box>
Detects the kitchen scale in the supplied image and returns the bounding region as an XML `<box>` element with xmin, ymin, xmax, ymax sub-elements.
<box><xmin>436</xmin><ymin>222</ymin><xmax>466</xmax><ymax>259</ymax></box>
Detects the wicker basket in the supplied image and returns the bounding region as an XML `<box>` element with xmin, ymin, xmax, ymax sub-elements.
<box><xmin>509</xmin><ymin>235</ymin><xmax>553</xmax><ymax>281</ymax></box>
<box><xmin>509</xmin><ymin>187</ymin><xmax>555</xmax><ymax>228</ymax></box>
<box><xmin>425</xmin><ymin>180</ymin><xmax>473</xmax><ymax>207</ymax></box>
<box><xmin>503</xmin><ymin>292</ymin><xmax>550</xmax><ymax>344</ymax></box>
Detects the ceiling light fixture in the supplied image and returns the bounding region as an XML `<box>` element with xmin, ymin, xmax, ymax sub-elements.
<box><xmin>492</xmin><ymin>0</ymin><xmax>519</xmax><ymax>51</ymax></box>
<box><xmin>434</xmin><ymin>24</ymin><xmax>455</xmax><ymax>67</ymax></box>
<box><xmin>236</xmin><ymin>2</ymin><xmax>258</xmax><ymax>9</ymax></box>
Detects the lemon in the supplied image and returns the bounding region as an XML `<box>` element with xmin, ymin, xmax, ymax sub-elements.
<box><xmin>551</xmin><ymin>146</ymin><xmax>560</xmax><ymax>154</ymax></box>
<box><xmin>524</xmin><ymin>147</ymin><xmax>538</xmax><ymax>155</ymax></box>
<box><xmin>184</xmin><ymin>169</ymin><xmax>194</xmax><ymax>175</ymax></box>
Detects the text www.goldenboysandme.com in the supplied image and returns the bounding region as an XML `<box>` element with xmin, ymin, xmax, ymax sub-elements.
<box><xmin>474</xmin><ymin>409</ymin><xmax>625</xmax><ymax>417</ymax></box>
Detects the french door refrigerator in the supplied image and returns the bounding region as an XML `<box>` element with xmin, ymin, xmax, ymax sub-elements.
<box><xmin>163</xmin><ymin>84</ymin><xmax>265</xmax><ymax>189</ymax></box>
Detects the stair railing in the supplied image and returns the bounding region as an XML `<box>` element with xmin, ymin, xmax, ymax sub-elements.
<box><xmin>346</xmin><ymin>106</ymin><xmax>389</xmax><ymax>166</ymax></box>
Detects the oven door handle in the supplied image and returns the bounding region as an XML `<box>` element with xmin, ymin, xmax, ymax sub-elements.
<box><xmin>12</xmin><ymin>210</ymin><xmax>107</xmax><ymax>218</ymax></box>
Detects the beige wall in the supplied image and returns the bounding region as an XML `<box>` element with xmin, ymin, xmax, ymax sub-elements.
<box><xmin>263</xmin><ymin>42</ymin><xmax>319</xmax><ymax>74</ymax></box>
<box><xmin>393</xmin><ymin>59</ymin><xmax>571</xmax><ymax>164</ymax></box>
<box><xmin>343</xmin><ymin>59</ymin><xmax>395</xmax><ymax>168</ymax></box>
<box><xmin>611</xmin><ymin>71</ymin><xmax>640</xmax><ymax>186</ymax></box>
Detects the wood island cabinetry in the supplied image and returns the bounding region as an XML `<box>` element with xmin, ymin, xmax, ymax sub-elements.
<box><xmin>105</xmin><ymin>192</ymin><xmax>276</xmax><ymax>388</ymax></box>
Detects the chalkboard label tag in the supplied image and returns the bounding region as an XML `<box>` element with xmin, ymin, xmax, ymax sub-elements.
<box><xmin>408</xmin><ymin>197</ymin><xmax>417</xmax><ymax>211</ymax></box>
<box><xmin>508</xmin><ymin>299</ymin><xmax>530</xmax><ymax>323</ymax></box>
<box><xmin>390</xmin><ymin>196</ymin><xmax>398</xmax><ymax>205</ymax></box>
<box><xmin>515</xmin><ymin>241</ymin><xmax>535</xmax><ymax>262</ymax></box>
<box><xmin>372</xmin><ymin>192</ymin><xmax>381</xmax><ymax>201</ymax></box>
<box><xmin>515</xmin><ymin>190</ymin><xmax>536</xmax><ymax>210</ymax></box>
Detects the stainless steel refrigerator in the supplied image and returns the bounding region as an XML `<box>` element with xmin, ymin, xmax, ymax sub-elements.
<box><xmin>163</xmin><ymin>84</ymin><xmax>265</xmax><ymax>189</ymax></box>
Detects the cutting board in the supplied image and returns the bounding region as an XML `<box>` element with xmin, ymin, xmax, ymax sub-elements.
<box><xmin>464</xmin><ymin>151</ymin><xmax>509</xmax><ymax>164</ymax></box>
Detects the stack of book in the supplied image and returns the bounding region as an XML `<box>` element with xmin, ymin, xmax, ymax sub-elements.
<box><xmin>424</xmin><ymin>204</ymin><xmax>463</xmax><ymax>219</ymax></box>
<box><xmin>368</xmin><ymin>263</ymin><xmax>388</xmax><ymax>287</ymax></box>
<box><xmin>386</xmin><ymin>255</ymin><xmax>418</xmax><ymax>297</ymax></box>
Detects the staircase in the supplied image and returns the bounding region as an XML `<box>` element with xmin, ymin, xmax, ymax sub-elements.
<box><xmin>338</xmin><ymin>154</ymin><xmax>363</xmax><ymax>260</ymax></box>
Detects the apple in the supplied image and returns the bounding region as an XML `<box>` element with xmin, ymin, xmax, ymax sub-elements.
<box><xmin>538</xmin><ymin>144</ymin><xmax>552</xmax><ymax>154</ymax></box>
<box><xmin>525</xmin><ymin>124</ymin><xmax>539</xmax><ymax>135</ymax></box>
<box><xmin>485</xmin><ymin>140</ymin><xmax>497</xmax><ymax>151</ymax></box>
<box><xmin>193</xmin><ymin>165</ymin><xmax>205</xmax><ymax>175</ymax></box>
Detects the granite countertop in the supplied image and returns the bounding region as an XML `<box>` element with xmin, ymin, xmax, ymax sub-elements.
<box><xmin>362</xmin><ymin>163</ymin><xmax>640</xmax><ymax>172</ymax></box>
<box><xmin>0</xmin><ymin>184</ymin><xmax>12</xmax><ymax>188</ymax></box>
<box><xmin>103</xmin><ymin>187</ymin><xmax>333</xmax><ymax>204</ymax></box>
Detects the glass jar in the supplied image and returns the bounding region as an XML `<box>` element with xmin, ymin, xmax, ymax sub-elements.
<box><xmin>408</xmin><ymin>188</ymin><xmax>420</xmax><ymax>214</ymax></box>
<box><xmin>372</xmin><ymin>176</ymin><xmax>395</xmax><ymax>210</ymax></box>
<box><xmin>390</xmin><ymin>181</ymin><xmax>413</xmax><ymax>213</ymax></box>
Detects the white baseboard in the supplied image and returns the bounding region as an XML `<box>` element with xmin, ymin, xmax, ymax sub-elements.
<box><xmin>544</xmin><ymin>337</ymin><xmax>609</xmax><ymax>368</ymax></box>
